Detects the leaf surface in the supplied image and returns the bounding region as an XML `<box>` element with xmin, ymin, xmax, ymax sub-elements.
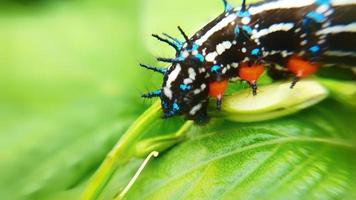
<box><xmin>123</xmin><ymin>100</ymin><xmax>356</xmax><ymax>200</ymax></box>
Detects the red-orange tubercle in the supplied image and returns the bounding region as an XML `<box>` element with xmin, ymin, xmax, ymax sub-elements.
<box><xmin>209</xmin><ymin>80</ymin><xmax>228</xmax><ymax>98</ymax></box>
<box><xmin>238</xmin><ymin>63</ymin><xmax>265</xmax><ymax>83</ymax></box>
<box><xmin>287</xmin><ymin>56</ymin><xmax>319</xmax><ymax>78</ymax></box>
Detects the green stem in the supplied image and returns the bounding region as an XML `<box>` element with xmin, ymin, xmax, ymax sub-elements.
<box><xmin>81</xmin><ymin>101</ymin><xmax>161</xmax><ymax>200</ymax></box>
<box><xmin>134</xmin><ymin>121</ymin><xmax>194</xmax><ymax>157</ymax></box>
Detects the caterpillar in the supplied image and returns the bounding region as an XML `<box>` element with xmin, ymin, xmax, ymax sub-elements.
<box><xmin>140</xmin><ymin>0</ymin><xmax>356</xmax><ymax>124</ymax></box>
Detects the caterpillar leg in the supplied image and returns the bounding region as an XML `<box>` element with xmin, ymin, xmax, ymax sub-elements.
<box><xmin>209</xmin><ymin>80</ymin><xmax>228</xmax><ymax>111</ymax></box>
<box><xmin>185</xmin><ymin>100</ymin><xmax>210</xmax><ymax>124</ymax></box>
<box><xmin>287</xmin><ymin>56</ymin><xmax>318</xmax><ymax>88</ymax></box>
<box><xmin>238</xmin><ymin>63</ymin><xmax>265</xmax><ymax>96</ymax></box>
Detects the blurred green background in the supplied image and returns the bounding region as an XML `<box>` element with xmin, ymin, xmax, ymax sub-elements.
<box><xmin>0</xmin><ymin>0</ymin><xmax>151</xmax><ymax>199</ymax></box>
<box><xmin>0</xmin><ymin>0</ymin><xmax>224</xmax><ymax>199</ymax></box>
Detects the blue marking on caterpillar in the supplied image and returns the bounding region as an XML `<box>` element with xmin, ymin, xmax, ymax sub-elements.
<box><xmin>242</xmin><ymin>25</ymin><xmax>252</xmax><ymax>34</ymax></box>
<box><xmin>316</xmin><ymin>0</ymin><xmax>330</xmax><ymax>5</ymax></box>
<box><xmin>180</xmin><ymin>84</ymin><xmax>192</xmax><ymax>91</ymax></box>
<box><xmin>163</xmin><ymin>102</ymin><xmax>180</xmax><ymax>118</ymax></box>
<box><xmin>192</xmin><ymin>43</ymin><xmax>200</xmax><ymax>51</ymax></box>
<box><xmin>211</xmin><ymin>65</ymin><xmax>221</xmax><ymax>73</ymax></box>
<box><xmin>251</xmin><ymin>48</ymin><xmax>260</xmax><ymax>56</ymax></box>
<box><xmin>237</xmin><ymin>10</ymin><xmax>249</xmax><ymax>18</ymax></box>
<box><xmin>234</xmin><ymin>26</ymin><xmax>240</xmax><ymax>36</ymax></box>
<box><xmin>195</xmin><ymin>54</ymin><xmax>205</xmax><ymax>62</ymax></box>
<box><xmin>173</xmin><ymin>102</ymin><xmax>180</xmax><ymax>111</ymax></box>
<box><xmin>309</xmin><ymin>45</ymin><xmax>320</xmax><ymax>53</ymax></box>
<box><xmin>176</xmin><ymin>55</ymin><xmax>186</xmax><ymax>61</ymax></box>
<box><xmin>306</xmin><ymin>11</ymin><xmax>326</xmax><ymax>23</ymax></box>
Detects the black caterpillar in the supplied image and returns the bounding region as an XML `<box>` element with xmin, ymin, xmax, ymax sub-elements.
<box><xmin>140</xmin><ymin>0</ymin><xmax>356</xmax><ymax>124</ymax></box>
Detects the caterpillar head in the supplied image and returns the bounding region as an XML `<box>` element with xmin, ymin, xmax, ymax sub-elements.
<box><xmin>141</xmin><ymin>30</ymin><xmax>210</xmax><ymax>123</ymax></box>
<box><xmin>160</xmin><ymin>57</ymin><xmax>209</xmax><ymax>124</ymax></box>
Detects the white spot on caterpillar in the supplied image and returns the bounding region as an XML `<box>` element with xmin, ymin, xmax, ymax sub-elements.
<box><xmin>251</xmin><ymin>23</ymin><xmax>294</xmax><ymax>39</ymax></box>
<box><xmin>317</xmin><ymin>23</ymin><xmax>356</xmax><ymax>35</ymax></box>
<box><xmin>264</xmin><ymin>50</ymin><xmax>293</xmax><ymax>57</ymax></box>
<box><xmin>324</xmin><ymin>51</ymin><xmax>356</xmax><ymax>57</ymax></box>
<box><xmin>322</xmin><ymin>21</ymin><xmax>331</xmax><ymax>28</ymax></box>
<box><xmin>189</xmin><ymin>103</ymin><xmax>202</xmax><ymax>115</ymax></box>
<box><xmin>246</xmin><ymin>0</ymin><xmax>353</xmax><ymax>18</ymax></box>
<box><xmin>316</xmin><ymin>4</ymin><xmax>330</xmax><ymax>13</ymax></box>
<box><xmin>183</xmin><ymin>50</ymin><xmax>190</xmax><ymax>57</ymax></box>
<box><xmin>318</xmin><ymin>39</ymin><xmax>326</xmax><ymax>44</ymax></box>
<box><xmin>242</xmin><ymin>48</ymin><xmax>247</xmax><ymax>53</ymax></box>
<box><xmin>241</xmin><ymin>17</ymin><xmax>251</xmax><ymax>24</ymax></box>
<box><xmin>255</xmin><ymin>40</ymin><xmax>261</xmax><ymax>45</ymax></box>
<box><xmin>222</xmin><ymin>67</ymin><xmax>228</xmax><ymax>74</ymax></box>
<box><xmin>222</xmin><ymin>41</ymin><xmax>232</xmax><ymax>49</ymax></box>
<box><xmin>205</xmin><ymin>52</ymin><xmax>218</xmax><ymax>62</ymax></box>
<box><xmin>332</xmin><ymin>0</ymin><xmax>356</xmax><ymax>6</ymax></box>
<box><xmin>231</xmin><ymin>63</ymin><xmax>239</xmax><ymax>68</ymax></box>
<box><xmin>195</xmin><ymin>14</ymin><xmax>237</xmax><ymax>45</ymax></box>
<box><xmin>216</xmin><ymin>44</ymin><xmax>225</xmax><ymax>55</ymax></box>
<box><xmin>324</xmin><ymin>9</ymin><xmax>334</xmax><ymax>16</ymax></box>
<box><xmin>300</xmin><ymin>40</ymin><xmax>307</xmax><ymax>46</ymax></box>
<box><xmin>242</xmin><ymin>57</ymin><xmax>250</xmax><ymax>62</ymax></box>
<box><xmin>298</xmin><ymin>50</ymin><xmax>306</xmax><ymax>56</ymax></box>
<box><xmin>193</xmin><ymin>89</ymin><xmax>201</xmax><ymax>94</ymax></box>
<box><xmin>201</xmin><ymin>84</ymin><xmax>206</xmax><ymax>89</ymax></box>
<box><xmin>184</xmin><ymin>78</ymin><xmax>193</xmax><ymax>84</ymax></box>
<box><xmin>188</xmin><ymin>68</ymin><xmax>196</xmax><ymax>80</ymax></box>
<box><xmin>198</xmin><ymin>67</ymin><xmax>206</xmax><ymax>73</ymax></box>
<box><xmin>281</xmin><ymin>50</ymin><xmax>289</xmax><ymax>57</ymax></box>
<box><xmin>163</xmin><ymin>88</ymin><xmax>172</xmax><ymax>100</ymax></box>
<box><xmin>202</xmin><ymin>48</ymin><xmax>207</xmax><ymax>56</ymax></box>
<box><xmin>164</xmin><ymin>64</ymin><xmax>181</xmax><ymax>99</ymax></box>
<box><xmin>249</xmin><ymin>0</ymin><xmax>315</xmax><ymax>15</ymax></box>
<box><xmin>216</xmin><ymin>41</ymin><xmax>232</xmax><ymax>55</ymax></box>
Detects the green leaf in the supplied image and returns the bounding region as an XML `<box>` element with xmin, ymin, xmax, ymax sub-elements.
<box><xmin>121</xmin><ymin>100</ymin><xmax>356</xmax><ymax>200</ymax></box>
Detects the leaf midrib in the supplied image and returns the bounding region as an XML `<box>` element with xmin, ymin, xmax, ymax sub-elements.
<box><xmin>141</xmin><ymin>136</ymin><xmax>354</xmax><ymax>199</ymax></box>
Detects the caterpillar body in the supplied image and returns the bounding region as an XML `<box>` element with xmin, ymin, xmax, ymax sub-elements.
<box><xmin>140</xmin><ymin>0</ymin><xmax>356</xmax><ymax>124</ymax></box>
